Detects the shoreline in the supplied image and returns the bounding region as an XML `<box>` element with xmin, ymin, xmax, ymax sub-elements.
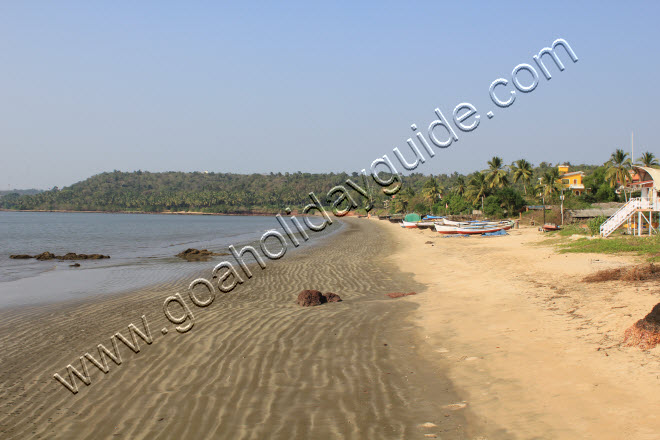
<box><xmin>381</xmin><ymin>218</ymin><xmax>660</xmax><ymax>439</ymax></box>
<box><xmin>0</xmin><ymin>216</ymin><xmax>346</xmax><ymax>311</ymax></box>
<box><xmin>0</xmin><ymin>208</ymin><xmax>286</xmax><ymax>216</ymax></box>
<box><xmin>0</xmin><ymin>208</ymin><xmax>367</xmax><ymax>217</ymax></box>
<box><xmin>0</xmin><ymin>218</ymin><xmax>471</xmax><ymax>439</ymax></box>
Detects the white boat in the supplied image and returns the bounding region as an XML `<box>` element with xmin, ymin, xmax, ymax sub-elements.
<box><xmin>401</xmin><ymin>220</ymin><xmax>418</xmax><ymax>228</ymax></box>
<box><xmin>434</xmin><ymin>223</ymin><xmax>507</xmax><ymax>235</ymax></box>
<box><xmin>442</xmin><ymin>219</ymin><xmax>514</xmax><ymax>230</ymax></box>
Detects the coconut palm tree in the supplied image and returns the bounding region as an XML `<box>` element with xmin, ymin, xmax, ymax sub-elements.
<box><xmin>485</xmin><ymin>156</ymin><xmax>509</xmax><ymax>188</ymax></box>
<box><xmin>392</xmin><ymin>195</ymin><xmax>406</xmax><ymax>213</ymax></box>
<box><xmin>466</xmin><ymin>172</ymin><xmax>489</xmax><ymax>205</ymax></box>
<box><xmin>393</xmin><ymin>186</ymin><xmax>416</xmax><ymax>213</ymax></box>
<box><xmin>510</xmin><ymin>159</ymin><xmax>533</xmax><ymax>194</ymax></box>
<box><xmin>453</xmin><ymin>175</ymin><xmax>466</xmax><ymax>195</ymax></box>
<box><xmin>635</xmin><ymin>151</ymin><xmax>659</xmax><ymax>168</ymax></box>
<box><xmin>536</xmin><ymin>168</ymin><xmax>563</xmax><ymax>198</ymax></box>
<box><xmin>422</xmin><ymin>177</ymin><xmax>443</xmax><ymax>212</ymax></box>
<box><xmin>605</xmin><ymin>149</ymin><xmax>632</xmax><ymax>189</ymax></box>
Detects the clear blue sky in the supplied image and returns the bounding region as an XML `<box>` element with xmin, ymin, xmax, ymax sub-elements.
<box><xmin>1</xmin><ymin>1</ymin><xmax>658</xmax><ymax>189</ymax></box>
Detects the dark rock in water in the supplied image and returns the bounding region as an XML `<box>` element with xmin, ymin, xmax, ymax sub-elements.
<box><xmin>35</xmin><ymin>252</ymin><xmax>57</xmax><ymax>261</ymax></box>
<box><xmin>297</xmin><ymin>290</ymin><xmax>326</xmax><ymax>307</ymax></box>
<box><xmin>323</xmin><ymin>292</ymin><xmax>342</xmax><ymax>303</ymax></box>
<box><xmin>176</xmin><ymin>248</ymin><xmax>225</xmax><ymax>261</ymax></box>
<box><xmin>70</xmin><ymin>263</ymin><xmax>81</xmax><ymax>267</ymax></box>
<box><xmin>59</xmin><ymin>253</ymin><xmax>110</xmax><ymax>260</ymax></box>
<box><xmin>10</xmin><ymin>252</ymin><xmax>110</xmax><ymax>261</ymax></box>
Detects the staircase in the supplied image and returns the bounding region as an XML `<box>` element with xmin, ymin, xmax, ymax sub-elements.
<box><xmin>600</xmin><ymin>198</ymin><xmax>642</xmax><ymax>237</ymax></box>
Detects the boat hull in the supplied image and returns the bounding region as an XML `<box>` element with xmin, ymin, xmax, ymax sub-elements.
<box><xmin>434</xmin><ymin>224</ymin><xmax>506</xmax><ymax>235</ymax></box>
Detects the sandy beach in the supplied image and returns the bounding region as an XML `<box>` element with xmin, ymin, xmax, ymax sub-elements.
<box><xmin>2</xmin><ymin>217</ymin><xmax>659</xmax><ymax>439</ymax></box>
<box><xmin>384</xmin><ymin>219</ymin><xmax>660</xmax><ymax>439</ymax></box>
<box><xmin>0</xmin><ymin>219</ymin><xmax>468</xmax><ymax>439</ymax></box>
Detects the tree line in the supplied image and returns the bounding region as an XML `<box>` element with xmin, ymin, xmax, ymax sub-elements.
<box><xmin>1</xmin><ymin>150</ymin><xmax>656</xmax><ymax>217</ymax></box>
<box><xmin>390</xmin><ymin>150</ymin><xmax>657</xmax><ymax>217</ymax></box>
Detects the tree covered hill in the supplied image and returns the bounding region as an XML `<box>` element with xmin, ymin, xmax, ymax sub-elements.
<box><xmin>0</xmin><ymin>156</ymin><xmax>628</xmax><ymax>216</ymax></box>
<box><xmin>0</xmin><ymin>170</ymin><xmax>416</xmax><ymax>214</ymax></box>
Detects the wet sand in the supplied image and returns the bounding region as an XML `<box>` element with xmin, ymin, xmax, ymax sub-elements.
<box><xmin>0</xmin><ymin>219</ymin><xmax>469</xmax><ymax>439</ymax></box>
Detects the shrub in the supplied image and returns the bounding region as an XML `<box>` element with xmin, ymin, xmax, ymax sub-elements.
<box><xmin>483</xmin><ymin>195</ymin><xmax>504</xmax><ymax>218</ymax></box>
<box><xmin>587</xmin><ymin>215</ymin><xmax>607</xmax><ymax>235</ymax></box>
<box><xmin>595</xmin><ymin>183</ymin><xmax>617</xmax><ymax>202</ymax></box>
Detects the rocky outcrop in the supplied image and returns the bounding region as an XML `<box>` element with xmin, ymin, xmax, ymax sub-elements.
<box><xmin>176</xmin><ymin>248</ymin><xmax>228</xmax><ymax>261</ymax></box>
<box><xmin>297</xmin><ymin>290</ymin><xmax>326</xmax><ymax>307</ymax></box>
<box><xmin>296</xmin><ymin>290</ymin><xmax>343</xmax><ymax>307</ymax></box>
<box><xmin>623</xmin><ymin>302</ymin><xmax>660</xmax><ymax>350</ymax></box>
<box><xmin>323</xmin><ymin>292</ymin><xmax>342</xmax><ymax>303</ymax></box>
<box><xmin>35</xmin><ymin>252</ymin><xmax>57</xmax><ymax>261</ymax></box>
<box><xmin>10</xmin><ymin>252</ymin><xmax>110</xmax><ymax>260</ymax></box>
<box><xmin>58</xmin><ymin>253</ymin><xmax>109</xmax><ymax>260</ymax></box>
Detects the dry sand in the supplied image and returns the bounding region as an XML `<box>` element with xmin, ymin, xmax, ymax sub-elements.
<box><xmin>0</xmin><ymin>219</ymin><xmax>468</xmax><ymax>439</ymax></box>
<box><xmin>382</xmin><ymin>220</ymin><xmax>660</xmax><ymax>439</ymax></box>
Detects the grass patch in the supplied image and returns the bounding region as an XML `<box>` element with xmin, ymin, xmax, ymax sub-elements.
<box><xmin>558</xmin><ymin>235</ymin><xmax>660</xmax><ymax>261</ymax></box>
<box><xmin>557</xmin><ymin>224</ymin><xmax>589</xmax><ymax>237</ymax></box>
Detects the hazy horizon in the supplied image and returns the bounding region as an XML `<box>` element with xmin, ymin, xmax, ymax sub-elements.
<box><xmin>2</xmin><ymin>1</ymin><xmax>658</xmax><ymax>190</ymax></box>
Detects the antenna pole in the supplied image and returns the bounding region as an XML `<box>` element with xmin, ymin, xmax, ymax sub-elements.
<box><xmin>631</xmin><ymin>131</ymin><xmax>634</xmax><ymax>164</ymax></box>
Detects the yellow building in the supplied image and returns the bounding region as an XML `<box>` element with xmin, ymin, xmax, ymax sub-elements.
<box><xmin>557</xmin><ymin>165</ymin><xmax>585</xmax><ymax>195</ymax></box>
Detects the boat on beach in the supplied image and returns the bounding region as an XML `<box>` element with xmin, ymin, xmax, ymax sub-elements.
<box><xmin>542</xmin><ymin>223</ymin><xmax>561</xmax><ymax>232</ymax></box>
<box><xmin>434</xmin><ymin>223</ymin><xmax>508</xmax><ymax>234</ymax></box>
<box><xmin>441</xmin><ymin>218</ymin><xmax>513</xmax><ymax>229</ymax></box>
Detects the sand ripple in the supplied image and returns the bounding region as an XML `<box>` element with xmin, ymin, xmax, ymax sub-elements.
<box><xmin>0</xmin><ymin>219</ymin><xmax>466</xmax><ymax>439</ymax></box>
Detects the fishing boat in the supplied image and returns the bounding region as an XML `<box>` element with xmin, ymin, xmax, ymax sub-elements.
<box><xmin>542</xmin><ymin>223</ymin><xmax>561</xmax><ymax>232</ymax></box>
<box><xmin>415</xmin><ymin>221</ymin><xmax>437</xmax><ymax>229</ymax></box>
<box><xmin>434</xmin><ymin>223</ymin><xmax>507</xmax><ymax>235</ymax></box>
<box><xmin>442</xmin><ymin>218</ymin><xmax>514</xmax><ymax>230</ymax></box>
<box><xmin>400</xmin><ymin>213</ymin><xmax>422</xmax><ymax>228</ymax></box>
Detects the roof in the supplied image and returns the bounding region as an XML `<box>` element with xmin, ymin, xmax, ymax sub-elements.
<box><xmin>568</xmin><ymin>208</ymin><xmax>619</xmax><ymax>218</ymax></box>
<box><xmin>635</xmin><ymin>166</ymin><xmax>660</xmax><ymax>191</ymax></box>
<box><xmin>561</xmin><ymin>171</ymin><xmax>585</xmax><ymax>177</ymax></box>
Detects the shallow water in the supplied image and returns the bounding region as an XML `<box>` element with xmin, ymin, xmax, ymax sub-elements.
<box><xmin>0</xmin><ymin>211</ymin><xmax>340</xmax><ymax>308</ymax></box>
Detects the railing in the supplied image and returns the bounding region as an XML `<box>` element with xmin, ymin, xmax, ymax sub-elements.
<box><xmin>600</xmin><ymin>198</ymin><xmax>641</xmax><ymax>237</ymax></box>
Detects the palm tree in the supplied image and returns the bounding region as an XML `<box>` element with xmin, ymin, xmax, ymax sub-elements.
<box><xmin>466</xmin><ymin>172</ymin><xmax>489</xmax><ymax>205</ymax></box>
<box><xmin>636</xmin><ymin>151</ymin><xmax>659</xmax><ymax>168</ymax></box>
<box><xmin>485</xmin><ymin>156</ymin><xmax>509</xmax><ymax>188</ymax></box>
<box><xmin>392</xmin><ymin>195</ymin><xmax>406</xmax><ymax>213</ymax></box>
<box><xmin>605</xmin><ymin>149</ymin><xmax>632</xmax><ymax>191</ymax></box>
<box><xmin>422</xmin><ymin>177</ymin><xmax>443</xmax><ymax>212</ymax></box>
<box><xmin>393</xmin><ymin>186</ymin><xmax>415</xmax><ymax>213</ymax></box>
<box><xmin>453</xmin><ymin>176</ymin><xmax>466</xmax><ymax>196</ymax></box>
<box><xmin>536</xmin><ymin>168</ymin><xmax>563</xmax><ymax>198</ymax></box>
<box><xmin>510</xmin><ymin>159</ymin><xmax>533</xmax><ymax>194</ymax></box>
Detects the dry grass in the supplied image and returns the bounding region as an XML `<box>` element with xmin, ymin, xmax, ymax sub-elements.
<box><xmin>582</xmin><ymin>263</ymin><xmax>660</xmax><ymax>283</ymax></box>
<box><xmin>623</xmin><ymin>303</ymin><xmax>660</xmax><ymax>350</ymax></box>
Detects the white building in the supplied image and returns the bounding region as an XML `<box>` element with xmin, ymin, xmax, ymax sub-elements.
<box><xmin>600</xmin><ymin>166</ymin><xmax>659</xmax><ymax>237</ymax></box>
